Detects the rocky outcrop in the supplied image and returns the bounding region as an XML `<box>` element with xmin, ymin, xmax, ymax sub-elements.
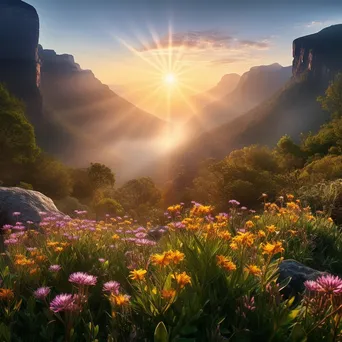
<box><xmin>0</xmin><ymin>187</ymin><xmax>65</xmax><ymax>227</ymax></box>
<box><xmin>278</xmin><ymin>259</ymin><xmax>326</xmax><ymax>298</ymax></box>
<box><xmin>292</xmin><ymin>25</ymin><xmax>342</xmax><ymax>80</ymax></box>
<box><xmin>0</xmin><ymin>0</ymin><xmax>42</xmax><ymax>128</ymax></box>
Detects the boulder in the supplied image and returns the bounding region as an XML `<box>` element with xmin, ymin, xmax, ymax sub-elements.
<box><xmin>278</xmin><ymin>259</ymin><xmax>327</xmax><ymax>298</ymax></box>
<box><xmin>0</xmin><ymin>187</ymin><xmax>65</xmax><ymax>227</ymax></box>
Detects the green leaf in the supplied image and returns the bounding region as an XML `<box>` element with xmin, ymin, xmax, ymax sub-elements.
<box><xmin>180</xmin><ymin>325</ymin><xmax>198</xmax><ymax>336</ymax></box>
<box><xmin>154</xmin><ymin>322</ymin><xmax>169</xmax><ymax>342</ymax></box>
<box><xmin>290</xmin><ymin>323</ymin><xmax>307</xmax><ymax>342</ymax></box>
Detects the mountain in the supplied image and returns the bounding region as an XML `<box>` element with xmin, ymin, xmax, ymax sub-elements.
<box><xmin>0</xmin><ymin>0</ymin><xmax>42</xmax><ymax>130</ymax></box>
<box><xmin>174</xmin><ymin>25</ymin><xmax>342</xmax><ymax>178</ymax></box>
<box><xmin>187</xmin><ymin>63</ymin><xmax>292</xmax><ymax>135</ymax></box>
<box><xmin>192</xmin><ymin>73</ymin><xmax>240</xmax><ymax>109</ymax></box>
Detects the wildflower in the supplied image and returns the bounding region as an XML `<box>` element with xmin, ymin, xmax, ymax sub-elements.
<box><xmin>286</xmin><ymin>194</ymin><xmax>294</xmax><ymax>201</ymax></box>
<box><xmin>258</xmin><ymin>230</ymin><xmax>266</xmax><ymax>238</ymax></box>
<box><xmin>98</xmin><ymin>258</ymin><xmax>106</xmax><ymax>263</ymax></box>
<box><xmin>230</xmin><ymin>242</ymin><xmax>238</xmax><ymax>250</ymax></box>
<box><xmin>50</xmin><ymin>294</ymin><xmax>79</xmax><ymax>313</ymax></box>
<box><xmin>150</xmin><ymin>253</ymin><xmax>171</xmax><ymax>267</ymax></box>
<box><xmin>328</xmin><ymin>217</ymin><xmax>334</xmax><ymax>223</ymax></box>
<box><xmin>218</xmin><ymin>231</ymin><xmax>231</xmax><ymax>240</ymax></box>
<box><xmin>34</xmin><ymin>287</ymin><xmax>51</xmax><ymax>300</ymax></box>
<box><xmin>172</xmin><ymin>272</ymin><xmax>191</xmax><ymax>288</ymax></box>
<box><xmin>245</xmin><ymin>220</ymin><xmax>254</xmax><ymax>228</ymax></box>
<box><xmin>262</xmin><ymin>241</ymin><xmax>284</xmax><ymax>255</ymax></box>
<box><xmin>288</xmin><ymin>229</ymin><xmax>298</xmax><ymax>236</ymax></box>
<box><xmin>129</xmin><ymin>269</ymin><xmax>147</xmax><ymax>281</ymax></box>
<box><xmin>167</xmin><ymin>250</ymin><xmax>185</xmax><ymax>264</ymax></box>
<box><xmin>242</xmin><ymin>295</ymin><xmax>256</xmax><ymax>311</ymax></box>
<box><xmin>103</xmin><ymin>281</ymin><xmax>120</xmax><ymax>295</ymax></box>
<box><xmin>233</xmin><ymin>232</ymin><xmax>255</xmax><ymax>247</ymax></box>
<box><xmin>229</xmin><ymin>200</ymin><xmax>240</xmax><ymax>206</ymax></box>
<box><xmin>266</xmin><ymin>225</ymin><xmax>276</xmax><ymax>233</ymax></box>
<box><xmin>304</xmin><ymin>280</ymin><xmax>322</xmax><ymax>292</ymax></box>
<box><xmin>245</xmin><ymin>265</ymin><xmax>261</xmax><ymax>276</ymax></box>
<box><xmin>30</xmin><ymin>268</ymin><xmax>39</xmax><ymax>275</ymax></box>
<box><xmin>112</xmin><ymin>234</ymin><xmax>120</xmax><ymax>240</ymax></box>
<box><xmin>216</xmin><ymin>255</ymin><xmax>237</xmax><ymax>271</ymax></box>
<box><xmin>4</xmin><ymin>238</ymin><xmax>18</xmax><ymax>245</ymax></box>
<box><xmin>111</xmin><ymin>294</ymin><xmax>130</xmax><ymax>306</ymax></box>
<box><xmin>12</xmin><ymin>212</ymin><xmax>21</xmax><ymax>217</ymax></box>
<box><xmin>161</xmin><ymin>289</ymin><xmax>176</xmax><ymax>299</ymax></box>
<box><xmin>316</xmin><ymin>274</ymin><xmax>342</xmax><ymax>294</ymax></box>
<box><xmin>69</xmin><ymin>272</ymin><xmax>97</xmax><ymax>286</ymax></box>
<box><xmin>49</xmin><ymin>265</ymin><xmax>62</xmax><ymax>272</ymax></box>
<box><xmin>54</xmin><ymin>247</ymin><xmax>64</xmax><ymax>253</ymax></box>
<box><xmin>135</xmin><ymin>232</ymin><xmax>147</xmax><ymax>239</ymax></box>
<box><xmin>0</xmin><ymin>288</ymin><xmax>14</xmax><ymax>301</ymax></box>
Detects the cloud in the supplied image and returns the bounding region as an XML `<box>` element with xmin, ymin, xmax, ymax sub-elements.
<box><xmin>210</xmin><ymin>57</ymin><xmax>242</xmax><ymax>65</ymax></box>
<box><xmin>305</xmin><ymin>20</ymin><xmax>324</xmax><ymax>28</ymax></box>
<box><xmin>138</xmin><ymin>30</ymin><xmax>270</xmax><ymax>52</ymax></box>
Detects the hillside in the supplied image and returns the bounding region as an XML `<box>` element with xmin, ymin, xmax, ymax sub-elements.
<box><xmin>186</xmin><ymin>63</ymin><xmax>292</xmax><ymax>135</ymax></box>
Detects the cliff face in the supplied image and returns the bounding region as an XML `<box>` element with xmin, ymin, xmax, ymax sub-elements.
<box><xmin>293</xmin><ymin>25</ymin><xmax>342</xmax><ymax>80</ymax></box>
<box><xmin>0</xmin><ymin>0</ymin><xmax>42</xmax><ymax>128</ymax></box>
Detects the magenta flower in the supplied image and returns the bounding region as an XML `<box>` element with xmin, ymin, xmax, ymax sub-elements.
<box><xmin>49</xmin><ymin>265</ymin><xmax>62</xmax><ymax>272</ymax></box>
<box><xmin>135</xmin><ymin>232</ymin><xmax>147</xmax><ymax>239</ymax></box>
<box><xmin>304</xmin><ymin>280</ymin><xmax>322</xmax><ymax>292</ymax></box>
<box><xmin>50</xmin><ymin>294</ymin><xmax>79</xmax><ymax>313</ymax></box>
<box><xmin>12</xmin><ymin>212</ymin><xmax>21</xmax><ymax>216</ymax></box>
<box><xmin>103</xmin><ymin>281</ymin><xmax>120</xmax><ymax>294</ymax></box>
<box><xmin>316</xmin><ymin>274</ymin><xmax>342</xmax><ymax>294</ymax></box>
<box><xmin>4</xmin><ymin>238</ymin><xmax>18</xmax><ymax>245</ymax></box>
<box><xmin>69</xmin><ymin>272</ymin><xmax>97</xmax><ymax>286</ymax></box>
<box><xmin>34</xmin><ymin>287</ymin><xmax>51</xmax><ymax>300</ymax></box>
<box><xmin>229</xmin><ymin>200</ymin><xmax>240</xmax><ymax>206</ymax></box>
<box><xmin>98</xmin><ymin>258</ymin><xmax>106</xmax><ymax>263</ymax></box>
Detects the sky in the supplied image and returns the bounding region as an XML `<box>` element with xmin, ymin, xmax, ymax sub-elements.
<box><xmin>27</xmin><ymin>0</ymin><xmax>342</xmax><ymax>118</ymax></box>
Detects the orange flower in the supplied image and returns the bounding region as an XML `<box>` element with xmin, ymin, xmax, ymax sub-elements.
<box><xmin>266</xmin><ymin>225</ymin><xmax>277</xmax><ymax>233</ymax></box>
<box><xmin>258</xmin><ymin>230</ymin><xmax>266</xmax><ymax>238</ymax></box>
<box><xmin>129</xmin><ymin>269</ymin><xmax>147</xmax><ymax>281</ymax></box>
<box><xmin>161</xmin><ymin>289</ymin><xmax>176</xmax><ymax>299</ymax></box>
<box><xmin>286</xmin><ymin>194</ymin><xmax>294</xmax><ymax>201</ymax></box>
<box><xmin>150</xmin><ymin>253</ymin><xmax>171</xmax><ymax>267</ymax></box>
<box><xmin>245</xmin><ymin>264</ymin><xmax>262</xmax><ymax>276</ymax></box>
<box><xmin>0</xmin><ymin>288</ymin><xmax>14</xmax><ymax>301</ymax></box>
<box><xmin>172</xmin><ymin>272</ymin><xmax>191</xmax><ymax>288</ymax></box>
<box><xmin>262</xmin><ymin>241</ymin><xmax>284</xmax><ymax>255</ymax></box>
<box><xmin>218</xmin><ymin>231</ymin><xmax>231</xmax><ymax>240</ymax></box>
<box><xmin>230</xmin><ymin>242</ymin><xmax>238</xmax><ymax>250</ymax></box>
<box><xmin>288</xmin><ymin>229</ymin><xmax>298</xmax><ymax>236</ymax></box>
<box><xmin>167</xmin><ymin>250</ymin><xmax>185</xmax><ymax>264</ymax></box>
<box><xmin>216</xmin><ymin>255</ymin><xmax>237</xmax><ymax>271</ymax></box>
<box><xmin>111</xmin><ymin>294</ymin><xmax>130</xmax><ymax>306</ymax></box>
<box><xmin>233</xmin><ymin>232</ymin><xmax>255</xmax><ymax>247</ymax></box>
<box><xmin>245</xmin><ymin>220</ymin><xmax>254</xmax><ymax>228</ymax></box>
<box><xmin>112</xmin><ymin>234</ymin><xmax>120</xmax><ymax>240</ymax></box>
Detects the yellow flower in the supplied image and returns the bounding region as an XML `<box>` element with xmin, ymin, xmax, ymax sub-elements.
<box><xmin>266</xmin><ymin>225</ymin><xmax>277</xmax><ymax>233</ymax></box>
<box><xmin>150</xmin><ymin>253</ymin><xmax>170</xmax><ymax>267</ymax></box>
<box><xmin>167</xmin><ymin>250</ymin><xmax>185</xmax><ymax>264</ymax></box>
<box><xmin>0</xmin><ymin>288</ymin><xmax>14</xmax><ymax>301</ymax></box>
<box><xmin>218</xmin><ymin>231</ymin><xmax>231</xmax><ymax>240</ymax></box>
<box><xmin>245</xmin><ymin>220</ymin><xmax>254</xmax><ymax>228</ymax></box>
<box><xmin>112</xmin><ymin>234</ymin><xmax>120</xmax><ymax>240</ymax></box>
<box><xmin>172</xmin><ymin>272</ymin><xmax>191</xmax><ymax>288</ymax></box>
<box><xmin>245</xmin><ymin>264</ymin><xmax>262</xmax><ymax>276</ymax></box>
<box><xmin>286</xmin><ymin>194</ymin><xmax>294</xmax><ymax>201</ymax></box>
<box><xmin>129</xmin><ymin>269</ymin><xmax>147</xmax><ymax>281</ymax></box>
<box><xmin>306</xmin><ymin>215</ymin><xmax>315</xmax><ymax>221</ymax></box>
<box><xmin>47</xmin><ymin>241</ymin><xmax>59</xmax><ymax>247</ymax></box>
<box><xmin>54</xmin><ymin>247</ymin><xmax>64</xmax><ymax>253</ymax></box>
<box><xmin>15</xmin><ymin>256</ymin><xmax>35</xmax><ymax>267</ymax></box>
<box><xmin>161</xmin><ymin>289</ymin><xmax>176</xmax><ymax>299</ymax></box>
<box><xmin>233</xmin><ymin>232</ymin><xmax>255</xmax><ymax>247</ymax></box>
<box><xmin>258</xmin><ymin>230</ymin><xmax>266</xmax><ymax>238</ymax></box>
<box><xmin>288</xmin><ymin>229</ymin><xmax>298</xmax><ymax>236</ymax></box>
<box><xmin>111</xmin><ymin>294</ymin><xmax>130</xmax><ymax>306</ymax></box>
<box><xmin>30</xmin><ymin>268</ymin><xmax>39</xmax><ymax>275</ymax></box>
<box><xmin>167</xmin><ymin>204</ymin><xmax>182</xmax><ymax>213</ymax></box>
<box><xmin>328</xmin><ymin>217</ymin><xmax>334</xmax><ymax>223</ymax></box>
<box><xmin>262</xmin><ymin>241</ymin><xmax>284</xmax><ymax>255</ymax></box>
<box><xmin>216</xmin><ymin>255</ymin><xmax>237</xmax><ymax>271</ymax></box>
<box><xmin>254</xmin><ymin>215</ymin><xmax>261</xmax><ymax>220</ymax></box>
<box><xmin>230</xmin><ymin>242</ymin><xmax>238</xmax><ymax>250</ymax></box>
<box><xmin>287</xmin><ymin>202</ymin><xmax>299</xmax><ymax>211</ymax></box>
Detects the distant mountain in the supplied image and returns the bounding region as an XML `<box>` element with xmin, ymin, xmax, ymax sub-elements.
<box><xmin>187</xmin><ymin>63</ymin><xmax>292</xmax><ymax>135</ymax></box>
<box><xmin>192</xmin><ymin>73</ymin><xmax>240</xmax><ymax>109</ymax></box>
<box><xmin>174</xmin><ymin>25</ymin><xmax>342</xmax><ymax>176</ymax></box>
<box><xmin>37</xmin><ymin>46</ymin><xmax>167</xmax><ymax>166</ymax></box>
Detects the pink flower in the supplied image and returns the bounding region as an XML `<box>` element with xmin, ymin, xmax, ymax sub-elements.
<box><xmin>50</xmin><ymin>294</ymin><xmax>80</xmax><ymax>313</ymax></box>
<box><xmin>34</xmin><ymin>287</ymin><xmax>51</xmax><ymax>300</ymax></box>
<box><xmin>69</xmin><ymin>272</ymin><xmax>97</xmax><ymax>286</ymax></box>
<box><xmin>103</xmin><ymin>281</ymin><xmax>120</xmax><ymax>294</ymax></box>
<box><xmin>304</xmin><ymin>280</ymin><xmax>322</xmax><ymax>292</ymax></box>
<box><xmin>98</xmin><ymin>258</ymin><xmax>106</xmax><ymax>263</ymax></box>
<box><xmin>49</xmin><ymin>265</ymin><xmax>62</xmax><ymax>272</ymax></box>
<box><xmin>4</xmin><ymin>238</ymin><xmax>18</xmax><ymax>245</ymax></box>
<box><xmin>12</xmin><ymin>212</ymin><xmax>21</xmax><ymax>216</ymax></box>
<box><xmin>316</xmin><ymin>274</ymin><xmax>342</xmax><ymax>294</ymax></box>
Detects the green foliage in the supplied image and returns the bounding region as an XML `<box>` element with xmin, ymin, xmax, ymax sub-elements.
<box><xmin>55</xmin><ymin>196</ymin><xmax>90</xmax><ymax>216</ymax></box>
<box><xmin>18</xmin><ymin>182</ymin><xmax>33</xmax><ymax>190</ymax></box>
<box><xmin>0</xmin><ymin>84</ymin><xmax>40</xmax><ymax>184</ymax></box>
<box><xmin>318</xmin><ymin>72</ymin><xmax>342</xmax><ymax>119</ymax></box>
<box><xmin>94</xmin><ymin>198</ymin><xmax>124</xmax><ymax>219</ymax></box>
<box><xmin>25</xmin><ymin>154</ymin><xmax>73</xmax><ymax>199</ymax></box>
<box><xmin>88</xmin><ymin>163</ymin><xmax>115</xmax><ymax>190</ymax></box>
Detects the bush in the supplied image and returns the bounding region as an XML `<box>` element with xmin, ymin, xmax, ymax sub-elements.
<box><xmin>94</xmin><ymin>198</ymin><xmax>124</xmax><ymax>219</ymax></box>
<box><xmin>55</xmin><ymin>196</ymin><xmax>90</xmax><ymax>216</ymax></box>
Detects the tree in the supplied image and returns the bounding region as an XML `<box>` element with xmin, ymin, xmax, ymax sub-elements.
<box><xmin>0</xmin><ymin>84</ymin><xmax>40</xmax><ymax>183</ymax></box>
<box><xmin>87</xmin><ymin>163</ymin><xmax>115</xmax><ymax>190</ymax></box>
<box><xmin>318</xmin><ymin>72</ymin><xmax>342</xmax><ymax>119</ymax></box>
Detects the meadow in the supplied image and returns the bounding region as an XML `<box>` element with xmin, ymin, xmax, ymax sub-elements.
<box><xmin>1</xmin><ymin>195</ymin><xmax>342</xmax><ymax>341</ymax></box>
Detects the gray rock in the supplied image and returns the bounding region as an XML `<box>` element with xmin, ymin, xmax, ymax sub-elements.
<box><xmin>278</xmin><ymin>259</ymin><xmax>327</xmax><ymax>297</ymax></box>
<box><xmin>0</xmin><ymin>187</ymin><xmax>65</xmax><ymax>227</ymax></box>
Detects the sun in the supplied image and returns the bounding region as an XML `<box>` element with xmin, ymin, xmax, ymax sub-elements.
<box><xmin>164</xmin><ymin>73</ymin><xmax>176</xmax><ymax>85</ymax></box>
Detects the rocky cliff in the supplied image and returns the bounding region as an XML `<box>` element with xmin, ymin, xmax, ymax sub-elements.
<box><xmin>0</xmin><ymin>0</ymin><xmax>42</xmax><ymax>129</ymax></box>
<box><xmin>293</xmin><ymin>24</ymin><xmax>342</xmax><ymax>80</ymax></box>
